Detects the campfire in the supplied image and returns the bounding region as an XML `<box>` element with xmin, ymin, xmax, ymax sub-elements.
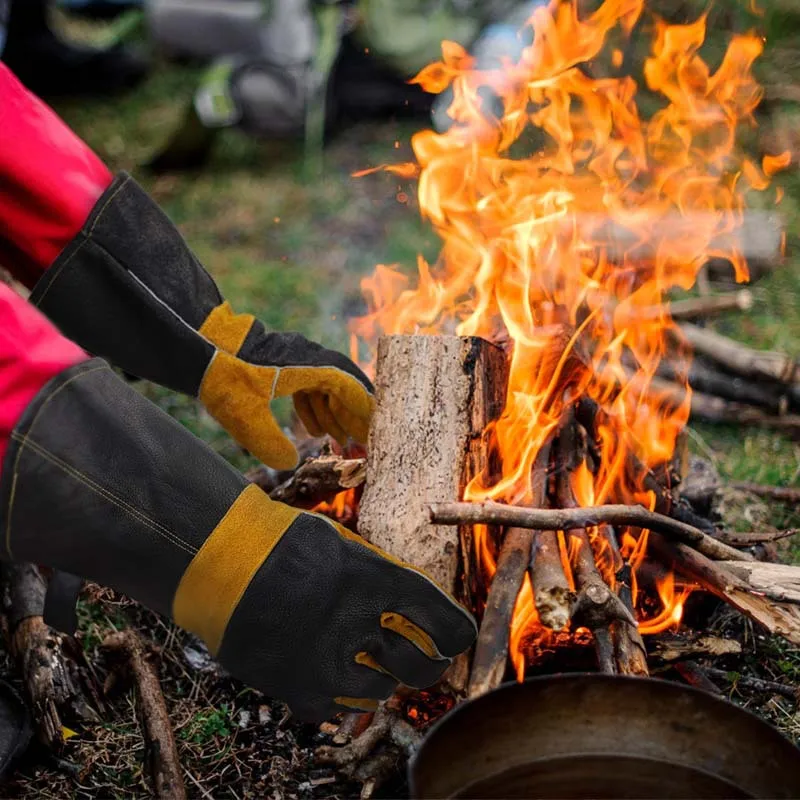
<box><xmin>263</xmin><ymin>0</ymin><xmax>800</xmax><ymax>793</ymax></box>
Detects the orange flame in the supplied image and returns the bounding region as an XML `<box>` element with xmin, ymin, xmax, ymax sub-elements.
<box><xmin>350</xmin><ymin>0</ymin><xmax>788</xmax><ymax>674</ymax></box>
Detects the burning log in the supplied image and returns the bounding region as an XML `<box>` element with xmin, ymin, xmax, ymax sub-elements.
<box><xmin>268</xmin><ymin>456</ymin><xmax>365</xmax><ymax>509</ymax></box>
<box><xmin>102</xmin><ymin>630</ymin><xmax>187</xmax><ymax>800</ymax></box>
<box><xmin>468</xmin><ymin>442</ymin><xmax>559</xmax><ymax>699</ymax></box>
<box><xmin>680</xmin><ymin>323</ymin><xmax>800</xmax><ymax>385</ymax></box>
<box><xmin>427</xmin><ymin>501</ymin><xmax>751</xmax><ymax>562</ymax></box>
<box><xmin>651</xmin><ymin>537</ymin><xmax>800</xmax><ymax>646</ymax></box>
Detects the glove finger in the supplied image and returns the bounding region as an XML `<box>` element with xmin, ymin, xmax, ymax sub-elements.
<box><xmin>310</xmin><ymin>392</ymin><xmax>350</xmax><ymax>446</ymax></box>
<box><xmin>294</xmin><ymin>392</ymin><xmax>325</xmax><ymax>437</ymax></box>
<box><xmin>369</xmin><ymin>633</ymin><xmax>451</xmax><ymax>690</ymax></box>
<box><xmin>333</xmin><ymin>663</ymin><xmax>397</xmax><ymax>711</ymax></box>
<box><xmin>328</xmin><ymin>396</ymin><xmax>371</xmax><ymax>445</ymax></box>
<box><xmin>276</xmin><ymin>368</ymin><xmax>374</xmax><ymax>430</ymax></box>
<box><xmin>383</xmin><ymin>569</ymin><xmax>478</xmax><ymax>660</ymax></box>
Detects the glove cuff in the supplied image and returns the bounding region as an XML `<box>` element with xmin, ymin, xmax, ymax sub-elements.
<box><xmin>198</xmin><ymin>300</ymin><xmax>255</xmax><ymax>356</ymax></box>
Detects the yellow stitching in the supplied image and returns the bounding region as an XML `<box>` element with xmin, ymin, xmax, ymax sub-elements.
<box><xmin>11</xmin><ymin>435</ymin><xmax>197</xmax><ymax>556</ymax></box>
<box><xmin>3</xmin><ymin>471</ymin><xmax>19</xmax><ymax>560</ymax></box>
<box><xmin>34</xmin><ymin>176</ymin><xmax>130</xmax><ymax>306</ymax></box>
<box><xmin>6</xmin><ymin>365</ymin><xmax>106</xmax><ymax>549</ymax></box>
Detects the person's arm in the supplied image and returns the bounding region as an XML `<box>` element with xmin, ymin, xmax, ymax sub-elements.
<box><xmin>0</xmin><ymin>287</ymin><xmax>476</xmax><ymax>721</ymax></box>
<box><xmin>0</xmin><ymin>62</ymin><xmax>371</xmax><ymax>470</ymax></box>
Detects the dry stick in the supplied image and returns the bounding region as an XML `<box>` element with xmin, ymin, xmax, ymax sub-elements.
<box><xmin>530</xmin><ymin>441</ymin><xmax>573</xmax><ymax>633</ymax></box>
<box><xmin>554</xmin><ymin>439</ymin><xmax>630</xmax><ymax>675</ymax></box>
<box><xmin>268</xmin><ymin>456</ymin><xmax>366</xmax><ymax>508</ymax></box>
<box><xmin>716</xmin><ymin>529</ymin><xmax>800</xmax><ymax>547</ymax></box>
<box><xmin>730</xmin><ymin>481</ymin><xmax>800</xmax><ymax>505</ymax></box>
<box><xmin>613</xmin><ymin>564</ymin><xmax>649</xmax><ymax>677</ymax></box>
<box><xmin>650</xmin><ymin>536</ymin><xmax>800</xmax><ymax>646</ymax></box>
<box><xmin>468</xmin><ymin>440</ymin><xmax>558</xmax><ymax>700</ymax></box>
<box><xmin>103</xmin><ymin>631</ymin><xmax>187</xmax><ymax>800</ymax></box>
<box><xmin>638</xmin><ymin>290</ymin><xmax>753</xmax><ymax>322</ymax></box>
<box><xmin>651</xmin><ymin>634</ymin><xmax>741</xmax><ymax>665</ymax></box>
<box><xmin>427</xmin><ymin>502</ymin><xmax>752</xmax><ymax>563</ymax></box>
<box><xmin>718</xmin><ymin>561</ymin><xmax>800</xmax><ymax>605</ymax></box>
<box><xmin>703</xmin><ymin>667</ymin><xmax>800</xmax><ymax>702</ymax></box>
<box><xmin>680</xmin><ymin>323</ymin><xmax>800</xmax><ymax>385</ymax></box>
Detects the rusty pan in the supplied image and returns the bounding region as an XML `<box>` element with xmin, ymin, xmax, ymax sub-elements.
<box><xmin>409</xmin><ymin>674</ymin><xmax>800</xmax><ymax>799</ymax></box>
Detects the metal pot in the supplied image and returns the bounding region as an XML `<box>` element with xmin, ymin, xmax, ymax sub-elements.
<box><xmin>409</xmin><ymin>674</ymin><xmax>800</xmax><ymax>799</ymax></box>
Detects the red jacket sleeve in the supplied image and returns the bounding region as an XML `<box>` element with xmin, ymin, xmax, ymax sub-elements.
<box><xmin>0</xmin><ymin>283</ymin><xmax>89</xmax><ymax>473</ymax></box>
<box><xmin>0</xmin><ymin>63</ymin><xmax>112</xmax><ymax>287</ymax></box>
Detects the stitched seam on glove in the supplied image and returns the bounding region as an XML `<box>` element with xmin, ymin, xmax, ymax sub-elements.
<box><xmin>33</xmin><ymin>176</ymin><xmax>132</xmax><ymax>307</ymax></box>
<box><xmin>7</xmin><ymin>433</ymin><xmax>198</xmax><ymax>559</ymax></box>
<box><xmin>4</xmin><ymin>364</ymin><xmax>107</xmax><ymax>557</ymax></box>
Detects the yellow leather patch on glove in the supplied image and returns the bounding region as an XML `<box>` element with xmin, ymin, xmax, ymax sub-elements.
<box><xmin>173</xmin><ymin>484</ymin><xmax>300</xmax><ymax>654</ymax></box>
<box><xmin>199</xmin><ymin>301</ymin><xmax>255</xmax><ymax>354</ymax></box>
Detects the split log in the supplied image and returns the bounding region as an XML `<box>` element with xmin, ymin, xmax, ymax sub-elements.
<box><xmin>730</xmin><ymin>481</ymin><xmax>800</xmax><ymax>505</ymax></box>
<box><xmin>650</xmin><ymin>536</ymin><xmax>800</xmax><ymax>646</ymax></box>
<box><xmin>0</xmin><ymin>563</ymin><xmax>100</xmax><ymax>750</ymax></box>
<box><xmin>359</xmin><ymin>335</ymin><xmax>508</xmax><ymax>600</ymax></box>
<box><xmin>427</xmin><ymin>502</ymin><xmax>752</xmax><ymax>562</ymax></box>
<box><xmin>103</xmin><ymin>631</ymin><xmax>187</xmax><ymax>800</ymax></box>
<box><xmin>680</xmin><ymin>323</ymin><xmax>800</xmax><ymax>385</ymax></box>
<box><xmin>718</xmin><ymin>561</ymin><xmax>800</xmax><ymax>605</ymax></box>
<box><xmin>267</xmin><ymin>456</ymin><xmax>366</xmax><ymax>508</ymax></box>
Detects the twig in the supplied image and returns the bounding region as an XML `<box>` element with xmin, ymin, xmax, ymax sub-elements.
<box><xmin>730</xmin><ymin>482</ymin><xmax>800</xmax><ymax>505</ymax></box>
<box><xmin>427</xmin><ymin>502</ymin><xmax>752</xmax><ymax>563</ymax></box>
<box><xmin>612</xmin><ymin>564</ymin><xmax>649</xmax><ymax>676</ymax></box>
<box><xmin>716</xmin><ymin>529</ymin><xmax>799</xmax><ymax>546</ymax></box>
<box><xmin>703</xmin><ymin>667</ymin><xmax>800</xmax><ymax>702</ymax></box>
<box><xmin>103</xmin><ymin>631</ymin><xmax>187</xmax><ymax>800</ymax></box>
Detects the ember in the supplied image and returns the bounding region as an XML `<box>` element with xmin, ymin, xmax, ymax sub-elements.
<box><xmin>349</xmin><ymin>0</ymin><xmax>789</xmax><ymax>678</ymax></box>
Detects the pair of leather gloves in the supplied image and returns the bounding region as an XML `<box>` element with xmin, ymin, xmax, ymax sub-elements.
<box><xmin>0</xmin><ymin>82</ymin><xmax>475</xmax><ymax>718</ymax></box>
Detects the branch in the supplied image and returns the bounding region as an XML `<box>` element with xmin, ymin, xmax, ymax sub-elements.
<box><xmin>730</xmin><ymin>482</ymin><xmax>800</xmax><ymax>505</ymax></box>
<box><xmin>267</xmin><ymin>456</ymin><xmax>366</xmax><ymax>508</ymax></box>
<box><xmin>427</xmin><ymin>502</ymin><xmax>752</xmax><ymax>563</ymax></box>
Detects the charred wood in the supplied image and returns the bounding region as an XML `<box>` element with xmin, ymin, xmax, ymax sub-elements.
<box><xmin>612</xmin><ymin>565</ymin><xmax>649</xmax><ymax>676</ymax></box>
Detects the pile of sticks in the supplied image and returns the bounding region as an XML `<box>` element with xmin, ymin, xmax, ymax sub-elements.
<box><xmin>640</xmin><ymin>289</ymin><xmax>800</xmax><ymax>435</ymax></box>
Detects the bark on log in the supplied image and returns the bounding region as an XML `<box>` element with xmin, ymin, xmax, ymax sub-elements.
<box><xmin>715</xmin><ymin>529</ymin><xmax>799</xmax><ymax>547</ymax></box>
<box><xmin>680</xmin><ymin>323</ymin><xmax>800</xmax><ymax>385</ymax></box>
<box><xmin>103</xmin><ymin>631</ymin><xmax>187</xmax><ymax>800</ymax></box>
<box><xmin>268</xmin><ymin>456</ymin><xmax>366</xmax><ymax>508</ymax></box>
<box><xmin>427</xmin><ymin>502</ymin><xmax>751</xmax><ymax>562</ymax></box>
<box><xmin>1</xmin><ymin>564</ymin><xmax>100</xmax><ymax>751</ymax></box>
<box><xmin>651</xmin><ymin>536</ymin><xmax>800</xmax><ymax>646</ymax></box>
<box><xmin>359</xmin><ymin>336</ymin><xmax>508</xmax><ymax>598</ymax></box>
